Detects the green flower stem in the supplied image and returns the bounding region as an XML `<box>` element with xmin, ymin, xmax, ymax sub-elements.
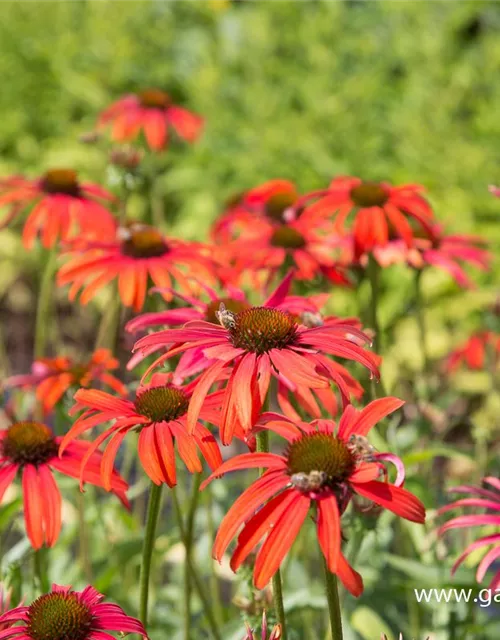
<box><xmin>205</xmin><ymin>484</ymin><xmax>225</xmax><ymax>628</ymax></box>
<box><xmin>183</xmin><ymin>474</ymin><xmax>203</xmax><ymax>640</ymax></box>
<box><xmin>34</xmin><ymin>245</ymin><xmax>58</xmax><ymax>359</ymax></box>
<box><xmin>34</xmin><ymin>548</ymin><xmax>50</xmax><ymax>593</ymax></box>
<box><xmin>255</xmin><ymin>430</ymin><xmax>287</xmax><ymax>639</ymax></box>
<box><xmin>172</xmin><ymin>486</ymin><xmax>222</xmax><ymax>640</ymax></box>
<box><xmin>366</xmin><ymin>253</ymin><xmax>381</xmax><ymax>354</ymax></box>
<box><xmin>94</xmin><ymin>286</ymin><xmax>122</xmax><ymax>351</ymax></box>
<box><xmin>139</xmin><ymin>481</ymin><xmax>163</xmax><ymax>627</ymax></box>
<box><xmin>414</xmin><ymin>269</ymin><xmax>430</xmax><ymax>375</ymax></box>
<box><xmin>322</xmin><ymin>555</ymin><xmax>343</xmax><ymax>640</ymax></box>
<box><xmin>77</xmin><ymin>491</ymin><xmax>92</xmax><ymax>582</ymax></box>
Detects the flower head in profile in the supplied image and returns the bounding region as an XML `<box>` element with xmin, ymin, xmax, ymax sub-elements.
<box><xmin>97</xmin><ymin>89</ymin><xmax>203</xmax><ymax>151</ymax></box>
<box><xmin>371</xmin><ymin>226</ymin><xmax>490</xmax><ymax>288</ymax></box>
<box><xmin>4</xmin><ymin>349</ymin><xmax>127</xmax><ymax>414</ymax></box>
<box><xmin>57</xmin><ymin>222</ymin><xmax>217</xmax><ymax>311</ymax></box>
<box><xmin>0</xmin><ymin>170</ymin><xmax>116</xmax><ymax>248</ymax></box>
<box><xmin>212</xmin><ymin>179</ymin><xmax>301</xmax><ymax>244</ymax></box>
<box><xmin>228</xmin><ymin>216</ymin><xmax>351</xmax><ymax>286</ymax></box>
<box><xmin>438</xmin><ymin>477</ymin><xmax>500</xmax><ymax>590</ymax></box>
<box><xmin>60</xmin><ymin>373</ymin><xmax>222</xmax><ymax>487</ymax></box>
<box><xmin>244</xmin><ymin>611</ymin><xmax>281</xmax><ymax>640</ymax></box>
<box><xmin>133</xmin><ymin>277</ymin><xmax>380</xmax><ymax>445</ymax></box>
<box><xmin>302</xmin><ymin>176</ymin><xmax>435</xmax><ymax>257</ymax></box>
<box><xmin>0</xmin><ymin>421</ymin><xmax>128</xmax><ymax>549</ymax></box>
<box><xmin>0</xmin><ymin>583</ymin><xmax>148</xmax><ymax>640</ymax></box>
<box><xmin>445</xmin><ymin>331</ymin><xmax>500</xmax><ymax>373</ymax></box>
<box><xmin>202</xmin><ymin>399</ymin><xmax>425</xmax><ymax>594</ymax></box>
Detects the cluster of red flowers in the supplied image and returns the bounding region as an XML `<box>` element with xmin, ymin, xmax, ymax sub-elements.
<box><xmin>0</xmin><ymin>86</ymin><xmax>496</xmax><ymax>637</ymax></box>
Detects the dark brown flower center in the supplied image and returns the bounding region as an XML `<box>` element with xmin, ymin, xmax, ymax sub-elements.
<box><xmin>270</xmin><ymin>226</ymin><xmax>306</xmax><ymax>249</ymax></box>
<box><xmin>26</xmin><ymin>592</ymin><xmax>93</xmax><ymax>640</ymax></box>
<box><xmin>229</xmin><ymin>307</ymin><xmax>298</xmax><ymax>355</ymax></box>
<box><xmin>1</xmin><ymin>422</ymin><xmax>58</xmax><ymax>467</ymax></box>
<box><xmin>134</xmin><ymin>386</ymin><xmax>189</xmax><ymax>423</ymax></box>
<box><xmin>138</xmin><ymin>89</ymin><xmax>171</xmax><ymax>109</ymax></box>
<box><xmin>121</xmin><ymin>227</ymin><xmax>169</xmax><ymax>258</ymax></box>
<box><xmin>286</xmin><ymin>433</ymin><xmax>356</xmax><ymax>489</ymax></box>
<box><xmin>41</xmin><ymin>169</ymin><xmax>80</xmax><ymax>197</ymax></box>
<box><xmin>350</xmin><ymin>182</ymin><xmax>389</xmax><ymax>207</ymax></box>
<box><xmin>264</xmin><ymin>191</ymin><xmax>298</xmax><ymax>221</ymax></box>
<box><xmin>205</xmin><ymin>298</ymin><xmax>250</xmax><ymax>324</ymax></box>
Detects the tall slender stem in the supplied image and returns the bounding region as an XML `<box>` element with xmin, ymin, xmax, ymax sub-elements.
<box><xmin>34</xmin><ymin>548</ymin><xmax>50</xmax><ymax>593</ymax></box>
<box><xmin>322</xmin><ymin>555</ymin><xmax>343</xmax><ymax>640</ymax></box>
<box><xmin>414</xmin><ymin>269</ymin><xmax>430</xmax><ymax>375</ymax></box>
<box><xmin>77</xmin><ymin>491</ymin><xmax>92</xmax><ymax>582</ymax></box>
<box><xmin>367</xmin><ymin>254</ymin><xmax>381</xmax><ymax>354</ymax></box>
<box><xmin>255</xmin><ymin>430</ymin><xmax>287</xmax><ymax>639</ymax></box>
<box><xmin>205</xmin><ymin>485</ymin><xmax>224</xmax><ymax>628</ymax></box>
<box><xmin>139</xmin><ymin>481</ymin><xmax>163</xmax><ymax>626</ymax></box>
<box><xmin>172</xmin><ymin>487</ymin><xmax>222</xmax><ymax>640</ymax></box>
<box><xmin>94</xmin><ymin>286</ymin><xmax>122</xmax><ymax>351</ymax></box>
<box><xmin>183</xmin><ymin>474</ymin><xmax>203</xmax><ymax>640</ymax></box>
<box><xmin>34</xmin><ymin>245</ymin><xmax>58</xmax><ymax>359</ymax></box>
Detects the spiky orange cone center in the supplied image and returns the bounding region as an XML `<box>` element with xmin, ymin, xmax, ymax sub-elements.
<box><xmin>41</xmin><ymin>169</ymin><xmax>80</xmax><ymax>196</ymax></box>
<box><xmin>229</xmin><ymin>307</ymin><xmax>298</xmax><ymax>355</ymax></box>
<box><xmin>270</xmin><ymin>226</ymin><xmax>307</xmax><ymax>249</ymax></box>
<box><xmin>134</xmin><ymin>385</ymin><xmax>189</xmax><ymax>423</ymax></box>
<box><xmin>121</xmin><ymin>226</ymin><xmax>169</xmax><ymax>258</ymax></box>
<box><xmin>2</xmin><ymin>422</ymin><xmax>58</xmax><ymax>466</ymax></box>
<box><xmin>265</xmin><ymin>191</ymin><xmax>298</xmax><ymax>222</ymax></box>
<box><xmin>138</xmin><ymin>89</ymin><xmax>171</xmax><ymax>109</ymax></box>
<box><xmin>350</xmin><ymin>181</ymin><xmax>389</xmax><ymax>207</ymax></box>
<box><xmin>26</xmin><ymin>592</ymin><xmax>93</xmax><ymax>640</ymax></box>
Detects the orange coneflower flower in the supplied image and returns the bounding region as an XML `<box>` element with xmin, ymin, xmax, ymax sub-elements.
<box><xmin>445</xmin><ymin>331</ymin><xmax>500</xmax><ymax>373</ymax></box>
<box><xmin>97</xmin><ymin>89</ymin><xmax>203</xmax><ymax>152</ymax></box>
<box><xmin>370</xmin><ymin>225</ymin><xmax>490</xmax><ymax>288</ymax></box>
<box><xmin>4</xmin><ymin>349</ymin><xmax>127</xmax><ymax>414</ymax></box>
<box><xmin>60</xmin><ymin>373</ymin><xmax>222</xmax><ymax>487</ymax></box>
<box><xmin>212</xmin><ymin>179</ymin><xmax>302</xmax><ymax>244</ymax></box>
<box><xmin>301</xmin><ymin>176</ymin><xmax>435</xmax><ymax>257</ymax></box>
<box><xmin>229</xmin><ymin>215</ymin><xmax>350</xmax><ymax>286</ymax></box>
<box><xmin>202</xmin><ymin>399</ymin><xmax>425</xmax><ymax>594</ymax></box>
<box><xmin>0</xmin><ymin>170</ymin><xmax>116</xmax><ymax>248</ymax></box>
<box><xmin>133</xmin><ymin>288</ymin><xmax>380</xmax><ymax>445</ymax></box>
<box><xmin>57</xmin><ymin>222</ymin><xmax>217</xmax><ymax>311</ymax></box>
<box><xmin>0</xmin><ymin>584</ymin><xmax>148</xmax><ymax>640</ymax></box>
<box><xmin>0</xmin><ymin>421</ymin><xmax>128</xmax><ymax>549</ymax></box>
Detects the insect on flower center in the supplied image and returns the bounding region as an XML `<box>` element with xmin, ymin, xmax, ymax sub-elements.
<box><xmin>350</xmin><ymin>181</ymin><xmax>389</xmax><ymax>207</ymax></box>
<box><xmin>26</xmin><ymin>592</ymin><xmax>93</xmax><ymax>640</ymax></box>
<box><xmin>121</xmin><ymin>226</ymin><xmax>169</xmax><ymax>258</ymax></box>
<box><xmin>205</xmin><ymin>298</ymin><xmax>251</xmax><ymax>324</ymax></box>
<box><xmin>229</xmin><ymin>307</ymin><xmax>298</xmax><ymax>355</ymax></box>
<box><xmin>1</xmin><ymin>422</ymin><xmax>58</xmax><ymax>467</ymax></box>
<box><xmin>265</xmin><ymin>191</ymin><xmax>298</xmax><ymax>222</ymax></box>
<box><xmin>138</xmin><ymin>89</ymin><xmax>171</xmax><ymax>109</ymax></box>
<box><xmin>41</xmin><ymin>169</ymin><xmax>81</xmax><ymax>197</ymax></box>
<box><xmin>286</xmin><ymin>432</ymin><xmax>356</xmax><ymax>491</ymax></box>
<box><xmin>270</xmin><ymin>226</ymin><xmax>307</xmax><ymax>250</ymax></box>
<box><xmin>134</xmin><ymin>385</ymin><xmax>189</xmax><ymax>423</ymax></box>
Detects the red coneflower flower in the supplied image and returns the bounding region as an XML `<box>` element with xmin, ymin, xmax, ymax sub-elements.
<box><xmin>59</xmin><ymin>373</ymin><xmax>222</xmax><ymax>487</ymax></box>
<box><xmin>244</xmin><ymin>611</ymin><xmax>281</xmax><ymax>640</ymax></box>
<box><xmin>0</xmin><ymin>421</ymin><xmax>128</xmax><ymax>549</ymax></box>
<box><xmin>201</xmin><ymin>399</ymin><xmax>425</xmax><ymax>594</ymax></box>
<box><xmin>371</xmin><ymin>226</ymin><xmax>490</xmax><ymax>288</ymax></box>
<box><xmin>302</xmin><ymin>176</ymin><xmax>435</xmax><ymax>257</ymax></box>
<box><xmin>212</xmin><ymin>180</ymin><xmax>301</xmax><ymax>244</ymax></box>
<box><xmin>97</xmin><ymin>89</ymin><xmax>203</xmax><ymax>152</ymax></box>
<box><xmin>133</xmin><ymin>283</ymin><xmax>380</xmax><ymax>445</ymax></box>
<box><xmin>128</xmin><ymin>275</ymin><xmax>368</xmax><ymax>421</ymax></box>
<box><xmin>57</xmin><ymin>222</ymin><xmax>217</xmax><ymax>311</ymax></box>
<box><xmin>0</xmin><ymin>170</ymin><xmax>116</xmax><ymax>249</ymax></box>
<box><xmin>445</xmin><ymin>331</ymin><xmax>500</xmax><ymax>373</ymax></box>
<box><xmin>229</xmin><ymin>216</ymin><xmax>350</xmax><ymax>286</ymax></box>
<box><xmin>4</xmin><ymin>349</ymin><xmax>127</xmax><ymax>414</ymax></box>
<box><xmin>0</xmin><ymin>583</ymin><xmax>148</xmax><ymax>639</ymax></box>
<box><xmin>489</xmin><ymin>185</ymin><xmax>500</xmax><ymax>198</ymax></box>
<box><xmin>438</xmin><ymin>477</ymin><xmax>500</xmax><ymax>590</ymax></box>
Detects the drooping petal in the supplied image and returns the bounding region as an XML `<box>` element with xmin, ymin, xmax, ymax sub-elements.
<box><xmin>351</xmin><ymin>481</ymin><xmax>425</xmax><ymax>523</ymax></box>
